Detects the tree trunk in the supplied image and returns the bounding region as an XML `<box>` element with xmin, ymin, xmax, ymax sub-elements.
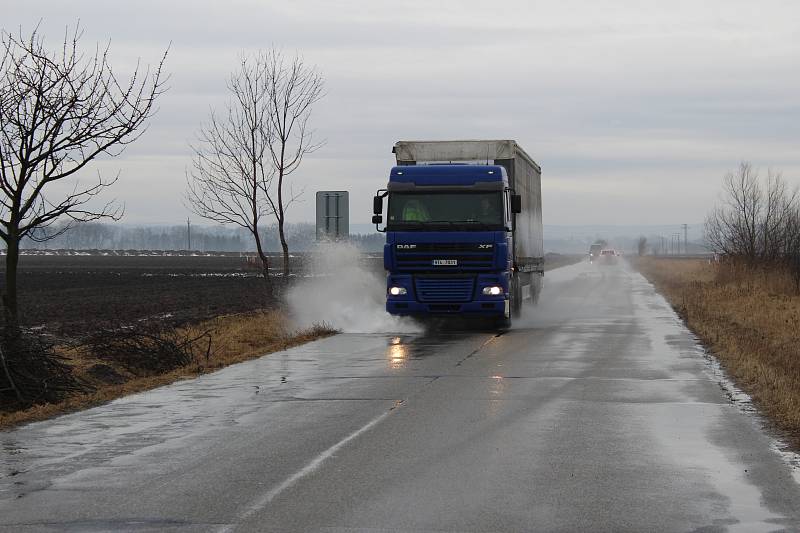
<box><xmin>278</xmin><ymin>221</ymin><xmax>289</xmax><ymax>277</ymax></box>
<box><xmin>3</xmin><ymin>234</ymin><xmax>20</xmax><ymax>326</ymax></box>
<box><xmin>252</xmin><ymin>232</ymin><xmax>271</xmax><ymax>284</ymax></box>
<box><xmin>276</xmin><ymin>160</ymin><xmax>290</xmax><ymax>277</ymax></box>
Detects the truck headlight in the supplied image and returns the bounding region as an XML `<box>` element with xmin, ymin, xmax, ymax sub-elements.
<box><xmin>389</xmin><ymin>286</ymin><xmax>407</xmax><ymax>296</ymax></box>
<box><xmin>482</xmin><ymin>286</ymin><xmax>503</xmax><ymax>296</ymax></box>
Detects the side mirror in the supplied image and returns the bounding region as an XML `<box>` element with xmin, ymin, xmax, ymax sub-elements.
<box><xmin>373</xmin><ymin>196</ymin><xmax>383</xmax><ymax>215</ymax></box>
<box><xmin>372</xmin><ymin>214</ymin><xmax>383</xmax><ymax>224</ymax></box>
<box><xmin>511</xmin><ymin>194</ymin><xmax>522</xmax><ymax>214</ymax></box>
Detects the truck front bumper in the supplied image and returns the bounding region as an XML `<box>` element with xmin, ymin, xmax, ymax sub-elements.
<box><xmin>387</xmin><ymin>299</ymin><xmax>508</xmax><ymax>316</ymax></box>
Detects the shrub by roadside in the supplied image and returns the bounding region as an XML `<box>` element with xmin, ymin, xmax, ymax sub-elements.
<box><xmin>634</xmin><ymin>257</ymin><xmax>800</xmax><ymax>448</ymax></box>
<box><xmin>0</xmin><ymin>328</ymin><xmax>86</xmax><ymax>407</ymax></box>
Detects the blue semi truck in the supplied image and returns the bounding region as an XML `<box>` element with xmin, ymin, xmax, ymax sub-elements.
<box><xmin>372</xmin><ymin>140</ymin><xmax>544</xmax><ymax>327</ymax></box>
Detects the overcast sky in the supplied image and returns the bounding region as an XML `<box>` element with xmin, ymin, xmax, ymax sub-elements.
<box><xmin>6</xmin><ymin>1</ymin><xmax>800</xmax><ymax>228</ymax></box>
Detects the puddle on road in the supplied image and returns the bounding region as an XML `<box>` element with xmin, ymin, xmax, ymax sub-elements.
<box><xmin>383</xmin><ymin>333</ymin><xmax>470</xmax><ymax>370</ymax></box>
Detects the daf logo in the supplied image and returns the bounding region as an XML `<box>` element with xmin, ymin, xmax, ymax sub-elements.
<box><xmin>397</xmin><ymin>244</ymin><xmax>417</xmax><ymax>249</ymax></box>
<box><xmin>478</xmin><ymin>244</ymin><xmax>493</xmax><ymax>249</ymax></box>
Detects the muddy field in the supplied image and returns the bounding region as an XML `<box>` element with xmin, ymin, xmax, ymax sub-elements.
<box><xmin>2</xmin><ymin>255</ymin><xmax>298</xmax><ymax>337</ymax></box>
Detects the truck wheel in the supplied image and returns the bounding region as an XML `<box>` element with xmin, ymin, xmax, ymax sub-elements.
<box><xmin>497</xmin><ymin>315</ymin><xmax>512</xmax><ymax>329</ymax></box>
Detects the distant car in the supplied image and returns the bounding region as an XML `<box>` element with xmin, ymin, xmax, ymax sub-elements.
<box><xmin>598</xmin><ymin>249</ymin><xmax>619</xmax><ymax>265</ymax></box>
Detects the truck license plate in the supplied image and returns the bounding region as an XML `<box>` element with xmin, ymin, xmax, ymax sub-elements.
<box><xmin>433</xmin><ymin>259</ymin><xmax>457</xmax><ymax>266</ymax></box>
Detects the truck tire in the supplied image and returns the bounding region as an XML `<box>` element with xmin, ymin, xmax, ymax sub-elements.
<box><xmin>497</xmin><ymin>314</ymin><xmax>512</xmax><ymax>329</ymax></box>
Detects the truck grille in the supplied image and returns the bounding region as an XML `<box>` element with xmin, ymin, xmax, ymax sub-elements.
<box><xmin>396</xmin><ymin>244</ymin><xmax>494</xmax><ymax>270</ymax></box>
<box><xmin>415</xmin><ymin>277</ymin><xmax>475</xmax><ymax>302</ymax></box>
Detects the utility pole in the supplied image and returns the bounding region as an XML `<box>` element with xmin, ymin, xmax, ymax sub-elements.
<box><xmin>682</xmin><ymin>224</ymin><xmax>688</xmax><ymax>254</ymax></box>
<box><xmin>187</xmin><ymin>218</ymin><xmax>191</xmax><ymax>251</ymax></box>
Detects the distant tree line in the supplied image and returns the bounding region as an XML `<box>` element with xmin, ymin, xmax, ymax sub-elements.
<box><xmin>18</xmin><ymin>222</ymin><xmax>384</xmax><ymax>252</ymax></box>
<box><xmin>21</xmin><ymin>223</ymin><xmax>245</xmax><ymax>252</ymax></box>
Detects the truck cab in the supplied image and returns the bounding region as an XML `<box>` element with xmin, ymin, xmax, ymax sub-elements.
<box><xmin>379</xmin><ymin>165</ymin><xmax>515</xmax><ymax>322</ymax></box>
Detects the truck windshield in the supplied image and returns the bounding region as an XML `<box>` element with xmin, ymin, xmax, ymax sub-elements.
<box><xmin>387</xmin><ymin>192</ymin><xmax>504</xmax><ymax>230</ymax></box>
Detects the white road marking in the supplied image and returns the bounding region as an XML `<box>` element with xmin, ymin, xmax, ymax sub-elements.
<box><xmin>220</xmin><ymin>410</ymin><xmax>393</xmax><ymax>532</ymax></box>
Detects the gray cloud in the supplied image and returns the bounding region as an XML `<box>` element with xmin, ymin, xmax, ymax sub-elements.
<box><xmin>5</xmin><ymin>0</ymin><xmax>800</xmax><ymax>227</ymax></box>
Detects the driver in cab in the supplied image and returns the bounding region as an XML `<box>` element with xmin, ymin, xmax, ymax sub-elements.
<box><xmin>470</xmin><ymin>197</ymin><xmax>499</xmax><ymax>223</ymax></box>
<box><xmin>401</xmin><ymin>199</ymin><xmax>430</xmax><ymax>222</ymax></box>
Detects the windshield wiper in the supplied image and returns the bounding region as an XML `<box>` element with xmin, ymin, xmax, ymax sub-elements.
<box><xmin>422</xmin><ymin>220</ymin><xmax>457</xmax><ymax>227</ymax></box>
<box><xmin>392</xmin><ymin>220</ymin><xmax>457</xmax><ymax>228</ymax></box>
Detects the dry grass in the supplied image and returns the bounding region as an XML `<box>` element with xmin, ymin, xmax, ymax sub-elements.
<box><xmin>0</xmin><ymin>311</ymin><xmax>336</xmax><ymax>429</ymax></box>
<box><xmin>634</xmin><ymin>257</ymin><xmax>800</xmax><ymax>447</ymax></box>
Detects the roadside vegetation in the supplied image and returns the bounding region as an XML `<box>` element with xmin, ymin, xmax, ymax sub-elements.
<box><xmin>635</xmin><ymin>162</ymin><xmax>800</xmax><ymax>447</ymax></box>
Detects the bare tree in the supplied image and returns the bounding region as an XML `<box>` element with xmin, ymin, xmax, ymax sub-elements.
<box><xmin>263</xmin><ymin>50</ymin><xmax>324</xmax><ymax>276</ymax></box>
<box><xmin>0</xmin><ymin>25</ymin><xmax>167</xmax><ymax>322</ymax></box>
<box><xmin>706</xmin><ymin>162</ymin><xmax>762</xmax><ymax>260</ymax></box>
<box><xmin>785</xmin><ymin>207</ymin><xmax>800</xmax><ymax>293</ymax></box>
<box><xmin>761</xmin><ymin>170</ymin><xmax>798</xmax><ymax>262</ymax></box>
<box><xmin>187</xmin><ymin>50</ymin><xmax>324</xmax><ymax>279</ymax></box>
<box><xmin>186</xmin><ymin>54</ymin><xmax>274</xmax><ymax>282</ymax></box>
<box><xmin>705</xmin><ymin>162</ymin><xmax>799</xmax><ymax>263</ymax></box>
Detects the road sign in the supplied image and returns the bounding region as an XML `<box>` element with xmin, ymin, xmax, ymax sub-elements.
<box><xmin>316</xmin><ymin>191</ymin><xmax>349</xmax><ymax>241</ymax></box>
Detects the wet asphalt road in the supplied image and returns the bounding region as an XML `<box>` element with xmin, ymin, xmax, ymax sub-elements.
<box><xmin>2</xmin><ymin>261</ymin><xmax>800</xmax><ymax>532</ymax></box>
